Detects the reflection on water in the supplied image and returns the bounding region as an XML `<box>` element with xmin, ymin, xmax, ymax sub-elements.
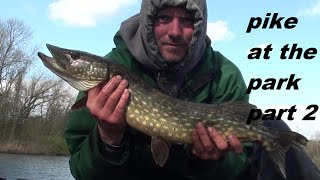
<box><xmin>0</xmin><ymin>153</ymin><xmax>74</xmax><ymax>180</ymax></box>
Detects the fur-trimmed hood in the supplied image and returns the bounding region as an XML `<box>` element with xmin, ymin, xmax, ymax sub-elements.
<box><xmin>119</xmin><ymin>0</ymin><xmax>208</xmax><ymax>96</ymax></box>
<box><xmin>120</xmin><ymin>0</ymin><xmax>207</xmax><ymax>76</ymax></box>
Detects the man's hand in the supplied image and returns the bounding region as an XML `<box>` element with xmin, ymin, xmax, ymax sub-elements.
<box><xmin>191</xmin><ymin>122</ymin><xmax>243</xmax><ymax>160</ymax></box>
<box><xmin>86</xmin><ymin>75</ymin><xmax>130</xmax><ymax>146</ymax></box>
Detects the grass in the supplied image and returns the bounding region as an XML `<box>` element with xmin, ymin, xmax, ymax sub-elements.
<box><xmin>0</xmin><ymin>136</ymin><xmax>69</xmax><ymax>156</ymax></box>
<box><xmin>45</xmin><ymin>136</ymin><xmax>70</xmax><ymax>155</ymax></box>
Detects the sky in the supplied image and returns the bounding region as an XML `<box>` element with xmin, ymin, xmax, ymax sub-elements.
<box><xmin>0</xmin><ymin>0</ymin><xmax>319</xmax><ymax>139</ymax></box>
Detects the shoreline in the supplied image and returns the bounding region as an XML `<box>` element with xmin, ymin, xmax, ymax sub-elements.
<box><xmin>0</xmin><ymin>137</ymin><xmax>70</xmax><ymax>156</ymax></box>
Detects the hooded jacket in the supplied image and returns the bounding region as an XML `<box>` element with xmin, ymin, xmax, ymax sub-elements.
<box><xmin>120</xmin><ymin>0</ymin><xmax>208</xmax><ymax>96</ymax></box>
<box><xmin>64</xmin><ymin>0</ymin><xmax>253</xmax><ymax>179</ymax></box>
<box><xmin>64</xmin><ymin>33</ymin><xmax>250</xmax><ymax>180</ymax></box>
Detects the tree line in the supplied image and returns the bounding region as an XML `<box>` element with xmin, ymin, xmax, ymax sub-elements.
<box><xmin>0</xmin><ymin>18</ymin><xmax>76</xmax><ymax>155</ymax></box>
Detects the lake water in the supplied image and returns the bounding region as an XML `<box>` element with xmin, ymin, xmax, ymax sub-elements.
<box><xmin>0</xmin><ymin>153</ymin><xmax>75</xmax><ymax>180</ymax></box>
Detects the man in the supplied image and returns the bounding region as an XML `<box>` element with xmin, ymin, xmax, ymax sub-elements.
<box><xmin>64</xmin><ymin>0</ymin><xmax>320</xmax><ymax>179</ymax></box>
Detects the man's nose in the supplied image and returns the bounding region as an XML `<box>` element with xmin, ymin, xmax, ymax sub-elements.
<box><xmin>168</xmin><ymin>18</ymin><xmax>183</xmax><ymax>37</ymax></box>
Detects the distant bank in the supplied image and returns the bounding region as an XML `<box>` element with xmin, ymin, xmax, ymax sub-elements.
<box><xmin>0</xmin><ymin>136</ymin><xmax>69</xmax><ymax>156</ymax></box>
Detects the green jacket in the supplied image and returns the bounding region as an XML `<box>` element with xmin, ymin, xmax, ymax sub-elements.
<box><xmin>64</xmin><ymin>32</ymin><xmax>251</xmax><ymax>180</ymax></box>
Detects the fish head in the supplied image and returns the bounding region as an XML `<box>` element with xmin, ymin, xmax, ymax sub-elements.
<box><xmin>38</xmin><ymin>44</ymin><xmax>110</xmax><ymax>92</ymax></box>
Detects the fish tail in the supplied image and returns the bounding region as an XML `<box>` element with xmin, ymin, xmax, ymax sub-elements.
<box><xmin>266</xmin><ymin>130</ymin><xmax>308</xmax><ymax>178</ymax></box>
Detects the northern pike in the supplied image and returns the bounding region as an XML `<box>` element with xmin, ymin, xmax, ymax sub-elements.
<box><xmin>38</xmin><ymin>44</ymin><xmax>308</xmax><ymax>178</ymax></box>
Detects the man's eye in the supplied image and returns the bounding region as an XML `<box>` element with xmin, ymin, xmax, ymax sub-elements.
<box><xmin>180</xmin><ymin>17</ymin><xmax>194</xmax><ymax>26</ymax></box>
<box><xmin>156</xmin><ymin>15</ymin><xmax>171</xmax><ymax>23</ymax></box>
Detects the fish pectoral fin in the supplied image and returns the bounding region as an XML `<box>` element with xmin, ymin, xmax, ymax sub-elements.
<box><xmin>71</xmin><ymin>95</ymin><xmax>88</xmax><ymax>110</ymax></box>
<box><xmin>151</xmin><ymin>137</ymin><xmax>171</xmax><ymax>167</ymax></box>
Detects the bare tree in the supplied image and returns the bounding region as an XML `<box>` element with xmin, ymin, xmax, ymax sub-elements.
<box><xmin>0</xmin><ymin>19</ymin><xmax>36</xmax><ymax>95</ymax></box>
<box><xmin>0</xmin><ymin>19</ymin><xmax>37</xmax><ymax>138</ymax></box>
<box><xmin>0</xmin><ymin>18</ymin><xmax>77</xmax><ymax>154</ymax></box>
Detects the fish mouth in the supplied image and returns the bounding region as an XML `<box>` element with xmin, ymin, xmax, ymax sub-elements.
<box><xmin>37</xmin><ymin>50</ymin><xmax>68</xmax><ymax>78</ymax></box>
<box><xmin>37</xmin><ymin>44</ymin><xmax>73</xmax><ymax>79</ymax></box>
<box><xmin>46</xmin><ymin>44</ymin><xmax>64</xmax><ymax>57</ymax></box>
<box><xmin>44</xmin><ymin>44</ymin><xmax>71</xmax><ymax>69</ymax></box>
<box><xmin>37</xmin><ymin>51</ymin><xmax>58</xmax><ymax>70</ymax></box>
<box><xmin>37</xmin><ymin>51</ymin><xmax>53</xmax><ymax>62</ymax></box>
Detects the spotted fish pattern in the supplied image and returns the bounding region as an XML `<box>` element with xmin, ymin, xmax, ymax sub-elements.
<box><xmin>38</xmin><ymin>44</ymin><xmax>309</xmax><ymax>178</ymax></box>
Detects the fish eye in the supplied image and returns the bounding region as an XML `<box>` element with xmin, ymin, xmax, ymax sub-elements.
<box><xmin>70</xmin><ymin>53</ymin><xmax>80</xmax><ymax>60</ymax></box>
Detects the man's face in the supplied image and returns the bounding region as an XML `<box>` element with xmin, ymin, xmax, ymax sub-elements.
<box><xmin>153</xmin><ymin>7</ymin><xmax>194</xmax><ymax>64</ymax></box>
